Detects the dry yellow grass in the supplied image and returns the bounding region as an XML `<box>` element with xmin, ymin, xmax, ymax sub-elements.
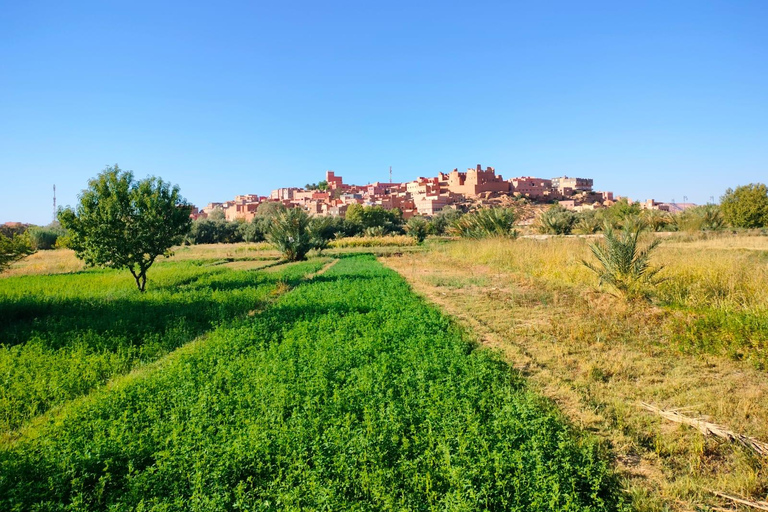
<box><xmin>169</xmin><ymin>242</ymin><xmax>279</xmax><ymax>261</ymax></box>
<box><xmin>382</xmin><ymin>234</ymin><xmax>768</xmax><ymax>512</ymax></box>
<box><xmin>328</xmin><ymin>234</ymin><xmax>416</xmax><ymax>248</ymax></box>
<box><xmin>1</xmin><ymin>249</ymin><xmax>84</xmax><ymax>278</ymax></box>
<box><xmin>2</xmin><ymin>244</ymin><xmax>283</xmax><ymax>278</ymax></box>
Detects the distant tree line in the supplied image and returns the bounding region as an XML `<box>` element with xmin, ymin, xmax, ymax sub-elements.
<box><xmin>534</xmin><ymin>185</ymin><xmax>768</xmax><ymax>235</ymax></box>
<box><xmin>4</xmin><ymin>176</ymin><xmax>768</xmax><ymax>276</ymax></box>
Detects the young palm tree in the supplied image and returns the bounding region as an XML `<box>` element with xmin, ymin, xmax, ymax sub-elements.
<box><xmin>449</xmin><ymin>207</ymin><xmax>517</xmax><ymax>238</ymax></box>
<box><xmin>266</xmin><ymin>208</ymin><xmax>313</xmax><ymax>261</ymax></box>
<box><xmin>582</xmin><ymin>223</ymin><xmax>665</xmax><ymax>299</ymax></box>
<box><xmin>536</xmin><ymin>205</ymin><xmax>576</xmax><ymax>235</ymax></box>
<box><xmin>405</xmin><ymin>216</ymin><xmax>429</xmax><ymax>243</ymax></box>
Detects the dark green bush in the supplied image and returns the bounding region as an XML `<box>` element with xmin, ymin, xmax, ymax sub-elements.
<box><xmin>27</xmin><ymin>225</ymin><xmax>65</xmax><ymax>250</ymax></box>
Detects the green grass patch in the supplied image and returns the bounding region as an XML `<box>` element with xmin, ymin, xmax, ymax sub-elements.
<box><xmin>0</xmin><ymin>259</ymin><xmax>325</xmax><ymax>432</ymax></box>
<box><xmin>670</xmin><ymin>307</ymin><xmax>768</xmax><ymax>370</ymax></box>
<box><xmin>1</xmin><ymin>255</ymin><xmax>626</xmax><ymax>511</ymax></box>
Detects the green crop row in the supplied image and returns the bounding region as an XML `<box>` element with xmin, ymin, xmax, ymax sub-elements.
<box><xmin>0</xmin><ymin>259</ymin><xmax>326</xmax><ymax>433</ymax></box>
<box><xmin>0</xmin><ymin>255</ymin><xmax>626</xmax><ymax>511</ymax></box>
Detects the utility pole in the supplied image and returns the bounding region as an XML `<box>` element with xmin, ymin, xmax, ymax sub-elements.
<box><xmin>52</xmin><ymin>184</ymin><xmax>57</xmax><ymax>224</ymax></box>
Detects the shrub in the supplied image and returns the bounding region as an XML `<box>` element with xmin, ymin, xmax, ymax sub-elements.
<box><xmin>536</xmin><ymin>205</ymin><xmax>577</xmax><ymax>235</ymax></box>
<box><xmin>27</xmin><ymin>225</ymin><xmax>65</xmax><ymax>250</ymax></box>
<box><xmin>449</xmin><ymin>207</ymin><xmax>517</xmax><ymax>239</ymax></box>
<box><xmin>582</xmin><ymin>224</ymin><xmax>665</xmax><ymax>300</ymax></box>
<box><xmin>364</xmin><ymin>225</ymin><xmax>388</xmax><ymax>237</ymax></box>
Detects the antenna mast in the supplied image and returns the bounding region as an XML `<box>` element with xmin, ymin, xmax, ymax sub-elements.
<box><xmin>53</xmin><ymin>184</ymin><xmax>57</xmax><ymax>223</ymax></box>
<box><xmin>389</xmin><ymin>166</ymin><xmax>392</xmax><ymax>183</ymax></box>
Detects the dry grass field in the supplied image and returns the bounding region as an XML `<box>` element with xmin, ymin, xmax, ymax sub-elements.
<box><xmin>383</xmin><ymin>232</ymin><xmax>768</xmax><ymax>512</ymax></box>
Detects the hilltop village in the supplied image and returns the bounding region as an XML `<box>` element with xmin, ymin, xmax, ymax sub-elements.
<box><xmin>194</xmin><ymin>165</ymin><xmax>680</xmax><ymax>221</ymax></box>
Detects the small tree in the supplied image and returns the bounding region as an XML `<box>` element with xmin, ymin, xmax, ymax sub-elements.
<box><xmin>58</xmin><ymin>165</ymin><xmax>191</xmax><ymax>291</ymax></box>
<box><xmin>0</xmin><ymin>233</ymin><xmax>33</xmax><ymax>273</ymax></box>
<box><xmin>307</xmin><ymin>216</ymin><xmax>337</xmax><ymax>254</ymax></box>
<box><xmin>720</xmin><ymin>183</ymin><xmax>768</xmax><ymax>228</ymax></box>
<box><xmin>266</xmin><ymin>208</ymin><xmax>313</xmax><ymax>261</ymax></box>
<box><xmin>582</xmin><ymin>224</ymin><xmax>664</xmax><ymax>300</ymax></box>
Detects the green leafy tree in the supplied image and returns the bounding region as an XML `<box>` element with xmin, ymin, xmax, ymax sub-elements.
<box><xmin>238</xmin><ymin>217</ymin><xmax>265</xmax><ymax>243</ymax></box>
<box><xmin>0</xmin><ymin>232</ymin><xmax>33</xmax><ymax>272</ymax></box>
<box><xmin>266</xmin><ymin>208</ymin><xmax>313</xmax><ymax>261</ymax></box>
<box><xmin>186</xmin><ymin>219</ymin><xmax>243</xmax><ymax>244</ymax></box>
<box><xmin>582</xmin><ymin>224</ymin><xmax>664</xmax><ymax>300</ymax></box>
<box><xmin>720</xmin><ymin>183</ymin><xmax>768</xmax><ymax>228</ymax></box>
<box><xmin>58</xmin><ymin>165</ymin><xmax>192</xmax><ymax>291</ymax></box>
<box><xmin>345</xmin><ymin>204</ymin><xmax>402</xmax><ymax>234</ymax></box>
<box><xmin>307</xmin><ymin>216</ymin><xmax>337</xmax><ymax>254</ymax></box>
<box><xmin>304</xmin><ymin>180</ymin><xmax>329</xmax><ymax>191</ymax></box>
<box><xmin>207</xmin><ymin>208</ymin><xmax>226</xmax><ymax>221</ymax></box>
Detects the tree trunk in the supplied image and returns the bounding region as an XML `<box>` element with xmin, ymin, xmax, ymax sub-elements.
<box><xmin>129</xmin><ymin>268</ymin><xmax>147</xmax><ymax>292</ymax></box>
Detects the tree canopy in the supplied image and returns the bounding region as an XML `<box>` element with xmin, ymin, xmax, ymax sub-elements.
<box><xmin>58</xmin><ymin>165</ymin><xmax>192</xmax><ymax>291</ymax></box>
<box><xmin>720</xmin><ymin>183</ymin><xmax>768</xmax><ymax>229</ymax></box>
<box><xmin>0</xmin><ymin>232</ymin><xmax>33</xmax><ymax>273</ymax></box>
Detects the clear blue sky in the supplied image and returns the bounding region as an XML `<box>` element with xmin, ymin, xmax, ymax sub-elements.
<box><xmin>1</xmin><ymin>0</ymin><xmax>766</xmax><ymax>224</ymax></box>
